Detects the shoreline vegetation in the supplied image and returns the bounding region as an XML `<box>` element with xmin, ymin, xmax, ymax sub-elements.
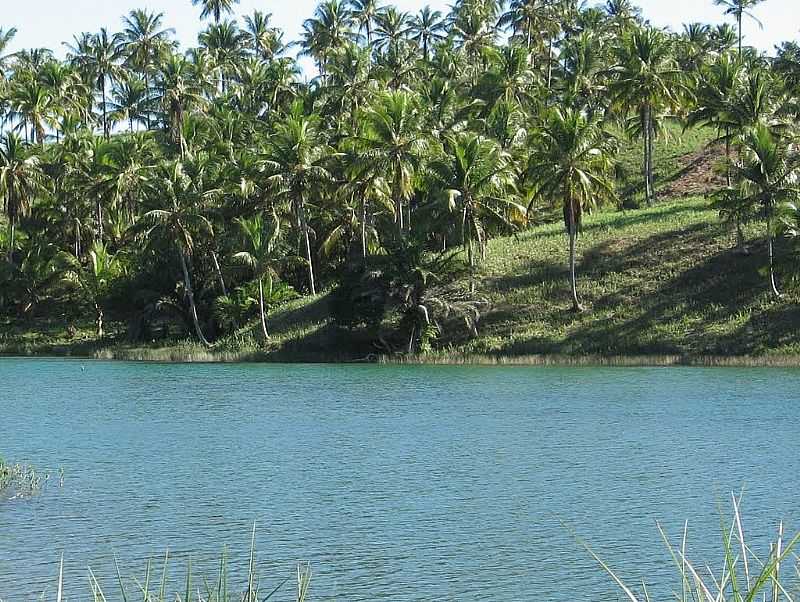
<box><xmin>2</xmin><ymin>1</ymin><xmax>800</xmax><ymax>365</ymax></box>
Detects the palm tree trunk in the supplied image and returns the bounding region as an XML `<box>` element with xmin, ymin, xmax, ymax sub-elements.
<box><xmin>393</xmin><ymin>167</ymin><xmax>404</xmax><ymax>235</ymax></box>
<box><xmin>546</xmin><ymin>37</ymin><xmax>554</xmax><ymax>92</ymax></box>
<box><xmin>145</xmin><ymin>73</ymin><xmax>151</xmax><ymax>131</ymax></box>
<box><xmin>648</xmin><ymin>118</ymin><xmax>656</xmax><ymax>201</ymax></box>
<box><xmin>567</xmin><ymin>198</ymin><xmax>582</xmax><ymax>312</ymax></box>
<box><xmin>211</xmin><ymin>250</ymin><xmax>228</xmax><ymax>296</ymax></box>
<box><xmin>95</xmin><ymin>199</ymin><xmax>104</xmax><ymax>242</ymax></box>
<box><xmin>258</xmin><ymin>277</ymin><xmax>269</xmax><ymax>340</ymax></box>
<box><xmin>767</xmin><ymin>205</ymin><xmax>780</xmax><ymax>298</ymax></box>
<box><xmin>361</xmin><ymin>196</ymin><xmax>368</xmax><ymax>261</ymax></box>
<box><xmin>643</xmin><ymin>104</ymin><xmax>653</xmax><ymax>205</ymax></box>
<box><xmin>101</xmin><ymin>79</ymin><xmax>109</xmax><ymax>140</ymax></box>
<box><xmin>299</xmin><ymin>200</ymin><xmax>317</xmax><ymax>295</ymax></box>
<box><xmin>738</xmin><ymin>12</ymin><xmax>743</xmax><ymax>55</ymax></box>
<box><xmin>7</xmin><ymin>220</ymin><xmax>15</xmax><ymax>264</ymax></box>
<box><xmin>725</xmin><ymin>129</ymin><xmax>732</xmax><ymax>187</ymax></box>
<box><xmin>95</xmin><ymin>303</ymin><xmax>104</xmax><ymax>337</ymax></box>
<box><xmin>178</xmin><ymin>247</ymin><xmax>212</xmax><ymax>347</ymax></box>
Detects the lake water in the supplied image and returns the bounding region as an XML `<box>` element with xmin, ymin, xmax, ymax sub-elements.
<box><xmin>1</xmin><ymin>359</ymin><xmax>800</xmax><ymax>600</ymax></box>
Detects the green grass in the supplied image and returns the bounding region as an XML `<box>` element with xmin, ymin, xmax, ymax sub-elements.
<box><xmin>445</xmin><ymin>196</ymin><xmax>800</xmax><ymax>359</ymax></box>
<box><xmin>614</xmin><ymin>122</ymin><xmax>718</xmax><ymax>203</ymax></box>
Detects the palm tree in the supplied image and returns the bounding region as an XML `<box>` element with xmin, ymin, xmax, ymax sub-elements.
<box><xmin>372</xmin><ymin>7</ymin><xmax>410</xmax><ymax>57</ymax></box>
<box><xmin>108</xmin><ymin>76</ymin><xmax>149</xmax><ymax>131</ymax></box>
<box><xmin>5</xmin><ymin>79</ymin><xmax>56</xmax><ymax>144</ymax></box>
<box><xmin>713</xmin><ymin>0</ymin><xmax>765</xmax><ymax>55</ymax></box>
<box><xmin>356</xmin><ymin>91</ymin><xmax>428</xmax><ymax>235</ymax></box>
<box><xmin>262</xmin><ymin>109</ymin><xmax>334</xmax><ymax>296</ymax></box>
<box><xmin>721</xmin><ymin>124</ymin><xmax>799</xmax><ymax>297</ymax></box>
<box><xmin>192</xmin><ymin>0</ymin><xmax>240</xmax><ymax>24</ymax></box>
<box><xmin>243</xmin><ymin>11</ymin><xmax>282</xmax><ymax>60</ymax></box>
<box><xmin>0</xmin><ymin>133</ymin><xmax>45</xmax><ymax>263</ymax></box>
<box><xmin>156</xmin><ymin>54</ymin><xmax>206</xmax><ymax>154</ymax></box>
<box><xmin>300</xmin><ymin>0</ymin><xmax>356</xmax><ymax>76</ymax></box>
<box><xmin>408</xmin><ymin>7</ymin><xmax>446</xmax><ymax>62</ymax></box>
<box><xmin>232</xmin><ymin>212</ymin><xmax>285</xmax><ymax>340</ymax></box>
<box><xmin>120</xmin><ymin>9</ymin><xmax>175</xmax><ymax>129</ymax></box>
<box><xmin>527</xmin><ymin>107</ymin><xmax>616</xmax><ymax>312</ymax></box>
<box><xmin>199</xmin><ymin>21</ymin><xmax>248</xmax><ymax>93</ymax></box>
<box><xmin>428</xmin><ymin>133</ymin><xmax>522</xmax><ymax>266</ymax></box>
<box><xmin>350</xmin><ymin>0</ymin><xmax>381</xmax><ymax>46</ymax></box>
<box><xmin>139</xmin><ymin>161</ymin><xmax>218</xmax><ymax>346</ymax></box>
<box><xmin>60</xmin><ymin>241</ymin><xmax>120</xmax><ymax>336</ymax></box>
<box><xmin>610</xmin><ymin>27</ymin><xmax>688</xmax><ymax>204</ymax></box>
<box><xmin>66</xmin><ymin>28</ymin><xmax>124</xmax><ymax>139</ymax></box>
<box><xmin>0</xmin><ymin>27</ymin><xmax>17</xmax><ymax>75</ymax></box>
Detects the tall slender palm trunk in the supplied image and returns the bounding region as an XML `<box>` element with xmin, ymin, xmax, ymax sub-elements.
<box><xmin>258</xmin><ymin>277</ymin><xmax>270</xmax><ymax>340</ymax></box>
<box><xmin>361</xmin><ymin>196</ymin><xmax>368</xmax><ymax>261</ymax></box>
<box><xmin>567</xmin><ymin>198</ymin><xmax>582</xmax><ymax>312</ymax></box>
<box><xmin>211</xmin><ymin>250</ymin><xmax>228</xmax><ymax>296</ymax></box>
<box><xmin>7</xmin><ymin>220</ymin><xmax>15</xmax><ymax>264</ymax></box>
<box><xmin>95</xmin><ymin>303</ymin><xmax>104</xmax><ymax>337</ymax></box>
<box><xmin>95</xmin><ymin>199</ymin><xmax>104</xmax><ymax>242</ymax></box>
<box><xmin>101</xmin><ymin>80</ymin><xmax>109</xmax><ymax>140</ymax></box>
<box><xmin>767</xmin><ymin>206</ymin><xmax>780</xmax><ymax>298</ymax></box>
<box><xmin>298</xmin><ymin>199</ymin><xmax>316</xmax><ymax>296</ymax></box>
<box><xmin>643</xmin><ymin>104</ymin><xmax>653</xmax><ymax>204</ymax></box>
<box><xmin>178</xmin><ymin>247</ymin><xmax>211</xmax><ymax>347</ymax></box>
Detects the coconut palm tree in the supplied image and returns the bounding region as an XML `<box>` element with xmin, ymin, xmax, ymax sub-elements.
<box><xmin>527</xmin><ymin>107</ymin><xmax>616</xmax><ymax>311</ymax></box>
<box><xmin>138</xmin><ymin>161</ymin><xmax>218</xmax><ymax>346</ymax></box>
<box><xmin>60</xmin><ymin>241</ymin><xmax>120</xmax><ymax>336</ymax></box>
<box><xmin>713</xmin><ymin>0</ymin><xmax>765</xmax><ymax>55</ymax></box>
<box><xmin>356</xmin><ymin>91</ymin><xmax>428</xmax><ymax>235</ymax></box>
<box><xmin>120</xmin><ymin>9</ymin><xmax>175</xmax><ymax>129</ymax></box>
<box><xmin>65</xmin><ymin>28</ymin><xmax>124</xmax><ymax>139</ymax></box>
<box><xmin>408</xmin><ymin>6</ymin><xmax>446</xmax><ymax>62</ymax></box>
<box><xmin>262</xmin><ymin>109</ymin><xmax>334</xmax><ymax>296</ymax></box>
<box><xmin>300</xmin><ymin>0</ymin><xmax>356</xmax><ymax>76</ymax></box>
<box><xmin>427</xmin><ymin>133</ymin><xmax>523</xmax><ymax>266</ymax></box>
<box><xmin>721</xmin><ymin>124</ymin><xmax>799</xmax><ymax>297</ymax></box>
<box><xmin>232</xmin><ymin>212</ymin><xmax>285</xmax><ymax>340</ymax></box>
<box><xmin>0</xmin><ymin>28</ymin><xmax>18</xmax><ymax>75</ymax></box>
<box><xmin>192</xmin><ymin>0</ymin><xmax>240</xmax><ymax>24</ymax></box>
<box><xmin>609</xmin><ymin>27</ymin><xmax>688</xmax><ymax>204</ymax></box>
<box><xmin>0</xmin><ymin>133</ymin><xmax>46</xmax><ymax>263</ymax></box>
<box><xmin>5</xmin><ymin>78</ymin><xmax>56</xmax><ymax>144</ymax></box>
<box><xmin>199</xmin><ymin>20</ymin><xmax>248</xmax><ymax>93</ymax></box>
<box><xmin>372</xmin><ymin>7</ymin><xmax>410</xmax><ymax>57</ymax></box>
<box><xmin>350</xmin><ymin>0</ymin><xmax>382</xmax><ymax>46</ymax></box>
<box><xmin>108</xmin><ymin>76</ymin><xmax>150</xmax><ymax>131</ymax></box>
<box><xmin>243</xmin><ymin>11</ymin><xmax>282</xmax><ymax>60</ymax></box>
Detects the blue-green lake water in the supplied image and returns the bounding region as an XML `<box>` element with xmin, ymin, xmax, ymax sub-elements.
<box><xmin>1</xmin><ymin>359</ymin><xmax>800</xmax><ymax>600</ymax></box>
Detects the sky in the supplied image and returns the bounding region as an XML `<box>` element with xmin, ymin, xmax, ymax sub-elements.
<box><xmin>3</xmin><ymin>0</ymin><xmax>798</xmax><ymax>73</ymax></box>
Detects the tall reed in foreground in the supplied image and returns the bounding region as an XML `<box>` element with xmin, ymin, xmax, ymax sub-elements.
<box><xmin>41</xmin><ymin>525</ymin><xmax>311</xmax><ymax>602</ymax></box>
<box><xmin>577</xmin><ymin>493</ymin><xmax>800</xmax><ymax>601</ymax></box>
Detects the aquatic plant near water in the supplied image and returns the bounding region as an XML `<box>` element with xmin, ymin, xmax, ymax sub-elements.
<box><xmin>578</xmin><ymin>493</ymin><xmax>800</xmax><ymax>601</ymax></box>
<box><xmin>44</xmin><ymin>525</ymin><xmax>311</xmax><ymax>602</ymax></box>
<box><xmin>0</xmin><ymin>456</ymin><xmax>47</xmax><ymax>498</ymax></box>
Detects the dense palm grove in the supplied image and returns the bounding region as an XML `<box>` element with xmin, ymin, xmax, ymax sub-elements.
<box><xmin>1</xmin><ymin>0</ymin><xmax>799</xmax><ymax>353</ymax></box>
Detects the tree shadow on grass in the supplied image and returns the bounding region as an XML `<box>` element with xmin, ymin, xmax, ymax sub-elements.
<box><xmin>483</xmin><ymin>220</ymin><xmax>800</xmax><ymax>357</ymax></box>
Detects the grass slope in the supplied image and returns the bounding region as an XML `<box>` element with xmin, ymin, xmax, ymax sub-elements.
<box><xmin>451</xmin><ymin>197</ymin><xmax>800</xmax><ymax>359</ymax></box>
